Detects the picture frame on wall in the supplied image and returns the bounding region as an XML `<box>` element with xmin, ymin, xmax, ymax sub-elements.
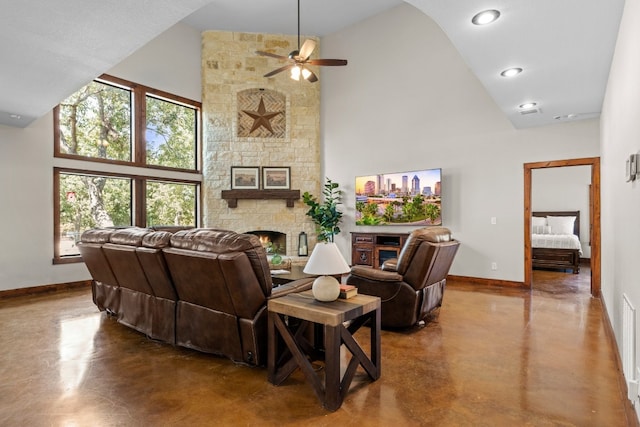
<box><xmin>262</xmin><ymin>167</ymin><xmax>290</xmax><ymax>190</ymax></box>
<box><xmin>231</xmin><ymin>167</ymin><xmax>260</xmax><ymax>189</ymax></box>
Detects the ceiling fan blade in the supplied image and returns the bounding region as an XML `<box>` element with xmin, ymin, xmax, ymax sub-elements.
<box><xmin>307</xmin><ymin>59</ymin><xmax>348</xmax><ymax>66</ymax></box>
<box><xmin>298</xmin><ymin>39</ymin><xmax>316</xmax><ymax>60</ymax></box>
<box><xmin>263</xmin><ymin>64</ymin><xmax>294</xmax><ymax>78</ymax></box>
<box><xmin>256</xmin><ymin>51</ymin><xmax>289</xmax><ymax>60</ymax></box>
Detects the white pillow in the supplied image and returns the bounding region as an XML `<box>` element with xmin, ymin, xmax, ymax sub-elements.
<box><xmin>532</xmin><ymin>225</ymin><xmax>553</xmax><ymax>234</ymax></box>
<box><xmin>546</xmin><ymin>216</ymin><xmax>576</xmax><ymax>235</ymax></box>
<box><xmin>532</xmin><ymin>216</ymin><xmax>547</xmax><ymax>227</ymax></box>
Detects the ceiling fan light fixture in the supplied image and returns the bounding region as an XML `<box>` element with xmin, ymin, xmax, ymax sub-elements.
<box><xmin>256</xmin><ymin>0</ymin><xmax>346</xmax><ymax>83</ymax></box>
<box><xmin>472</xmin><ymin>9</ymin><xmax>501</xmax><ymax>25</ymax></box>
<box><xmin>501</xmin><ymin>67</ymin><xmax>523</xmax><ymax>77</ymax></box>
<box><xmin>290</xmin><ymin>65</ymin><xmax>301</xmax><ymax>81</ymax></box>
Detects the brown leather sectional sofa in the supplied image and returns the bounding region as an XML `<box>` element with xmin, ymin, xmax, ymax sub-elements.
<box><xmin>78</xmin><ymin>227</ymin><xmax>313</xmax><ymax>366</ymax></box>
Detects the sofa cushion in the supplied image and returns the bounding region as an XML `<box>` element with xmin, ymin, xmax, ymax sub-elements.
<box><xmin>78</xmin><ymin>230</ymin><xmax>120</xmax><ymax>313</ymax></box>
<box><xmin>109</xmin><ymin>227</ymin><xmax>152</xmax><ymax>246</ymax></box>
<box><xmin>80</xmin><ymin>228</ymin><xmax>116</xmax><ymax>244</ymax></box>
<box><xmin>142</xmin><ymin>230</ymin><xmax>172</xmax><ymax>248</ymax></box>
<box><xmin>170</xmin><ymin>228</ymin><xmax>255</xmax><ymax>252</ymax></box>
<box><xmin>170</xmin><ymin>229</ymin><xmax>272</xmax><ymax>296</ymax></box>
<box><xmin>137</xmin><ymin>230</ymin><xmax>177</xmax><ymax>303</ymax></box>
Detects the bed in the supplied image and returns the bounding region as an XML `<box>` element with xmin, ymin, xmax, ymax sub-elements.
<box><xmin>531</xmin><ymin>211</ymin><xmax>582</xmax><ymax>274</ymax></box>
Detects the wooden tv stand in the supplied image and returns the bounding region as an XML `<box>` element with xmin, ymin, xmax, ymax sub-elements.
<box><xmin>351</xmin><ymin>232</ymin><xmax>409</xmax><ymax>269</ymax></box>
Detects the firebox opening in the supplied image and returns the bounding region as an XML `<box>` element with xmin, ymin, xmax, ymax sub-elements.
<box><xmin>246</xmin><ymin>230</ymin><xmax>286</xmax><ymax>255</ymax></box>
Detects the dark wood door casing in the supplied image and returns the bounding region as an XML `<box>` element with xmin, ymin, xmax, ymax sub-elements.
<box><xmin>523</xmin><ymin>157</ymin><xmax>601</xmax><ymax>297</ymax></box>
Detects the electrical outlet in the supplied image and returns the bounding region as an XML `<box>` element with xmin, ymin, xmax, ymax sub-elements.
<box><xmin>491</xmin><ymin>217</ymin><xmax>497</xmax><ymax>225</ymax></box>
<box><xmin>491</xmin><ymin>262</ymin><xmax>497</xmax><ymax>270</ymax></box>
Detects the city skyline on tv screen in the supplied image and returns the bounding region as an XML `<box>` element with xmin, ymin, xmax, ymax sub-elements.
<box><xmin>355</xmin><ymin>168</ymin><xmax>442</xmax><ymax>226</ymax></box>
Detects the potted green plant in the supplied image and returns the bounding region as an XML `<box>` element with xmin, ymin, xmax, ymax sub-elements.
<box><xmin>302</xmin><ymin>178</ymin><xmax>343</xmax><ymax>242</ymax></box>
<box><xmin>265</xmin><ymin>241</ymin><xmax>283</xmax><ymax>265</ymax></box>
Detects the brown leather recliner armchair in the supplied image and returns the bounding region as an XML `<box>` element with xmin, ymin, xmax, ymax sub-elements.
<box><xmin>346</xmin><ymin>227</ymin><xmax>460</xmax><ymax>329</ymax></box>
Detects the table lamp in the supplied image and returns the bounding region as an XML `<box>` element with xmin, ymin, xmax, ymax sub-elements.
<box><xmin>303</xmin><ymin>242</ymin><xmax>351</xmax><ymax>302</ymax></box>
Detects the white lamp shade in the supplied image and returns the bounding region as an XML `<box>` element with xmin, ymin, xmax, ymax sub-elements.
<box><xmin>303</xmin><ymin>242</ymin><xmax>350</xmax><ymax>276</ymax></box>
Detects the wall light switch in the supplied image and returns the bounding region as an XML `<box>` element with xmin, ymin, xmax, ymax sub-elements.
<box><xmin>491</xmin><ymin>217</ymin><xmax>497</xmax><ymax>225</ymax></box>
<box><xmin>628</xmin><ymin>379</ymin><xmax>639</xmax><ymax>401</ymax></box>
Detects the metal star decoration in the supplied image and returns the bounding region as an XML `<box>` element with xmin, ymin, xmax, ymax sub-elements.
<box><xmin>242</xmin><ymin>96</ymin><xmax>282</xmax><ymax>134</ymax></box>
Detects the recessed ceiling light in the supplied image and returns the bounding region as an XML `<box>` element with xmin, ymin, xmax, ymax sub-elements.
<box><xmin>500</xmin><ymin>67</ymin><xmax>523</xmax><ymax>77</ymax></box>
<box><xmin>519</xmin><ymin>102</ymin><xmax>537</xmax><ymax>109</ymax></box>
<box><xmin>472</xmin><ymin>9</ymin><xmax>501</xmax><ymax>25</ymax></box>
<box><xmin>555</xmin><ymin>114</ymin><xmax>577</xmax><ymax>120</ymax></box>
<box><xmin>9</xmin><ymin>114</ymin><xmax>21</xmax><ymax>120</ymax></box>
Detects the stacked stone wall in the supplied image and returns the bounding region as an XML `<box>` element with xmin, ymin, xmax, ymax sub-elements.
<box><xmin>201</xmin><ymin>31</ymin><xmax>321</xmax><ymax>259</ymax></box>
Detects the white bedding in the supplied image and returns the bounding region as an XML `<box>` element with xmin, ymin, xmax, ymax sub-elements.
<box><xmin>532</xmin><ymin>233</ymin><xmax>583</xmax><ymax>255</ymax></box>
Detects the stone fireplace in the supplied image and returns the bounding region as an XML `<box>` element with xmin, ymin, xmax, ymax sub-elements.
<box><xmin>200</xmin><ymin>31</ymin><xmax>321</xmax><ymax>262</ymax></box>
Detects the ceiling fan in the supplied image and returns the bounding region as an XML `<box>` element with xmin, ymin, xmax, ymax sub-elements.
<box><xmin>256</xmin><ymin>0</ymin><xmax>347</xmax><ymax>83</ymax></box>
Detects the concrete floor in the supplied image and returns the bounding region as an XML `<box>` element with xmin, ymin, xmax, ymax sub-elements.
<box><xmin>0</xmin><ymin>268</ymin><xmax>635</xmax><ymax>426</ymax></box>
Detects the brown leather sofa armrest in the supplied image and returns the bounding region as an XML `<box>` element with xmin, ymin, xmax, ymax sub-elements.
<box><xmin>350</xmin><ymin>266</ymin><xmax>402</xmax><ymax>282</ymax></box>
<box><xmin>381</xmin><ymin>258</ymin><xmax>398</xmax><ymax>272</ymax></box>
<box><xmin>270</xmin><ymin>278</ymin><xmax>314</xmax><ymax>298</ymax></box>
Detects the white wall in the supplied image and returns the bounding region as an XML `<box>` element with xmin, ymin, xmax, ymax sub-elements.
<box><xmin>108</xmin><ymin>22</ymin><xmax>202</xmax><ymax>103</ymax></box>
<box><xmin>600</xmin><ymin>0</ymin><xmax>640</xmax><ymax>409</ymax></box>
<box><xmin>0</xmin><ymin>22</ymin><xmax>202</xmax><ymax>291</ymax></box>
<box><xmin>321</xmin><ymin>4</ymin><xmax>600</xmax><ymax>282</ymax></box>
<box><xmin>532</xmin><ymin>166</ymin><xmax>592</xmax><ymax>258</ymax></box>
<box><xmin>0</xmin><ymin>112</ymin><xmax>88</xmax><ymax>290</ymax></box>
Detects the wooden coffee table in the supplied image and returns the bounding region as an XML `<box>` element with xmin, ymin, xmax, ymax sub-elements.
<box><xmin>270</xmin><ymin>264</ymin><xmax>315</xmax><ymax>286</ymax></box>
<box><xmin>267</xmin><ymin>290</ymin><xmax>381</xmax><ymax>411</ymax></box>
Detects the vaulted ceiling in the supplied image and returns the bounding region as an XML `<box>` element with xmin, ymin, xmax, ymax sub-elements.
<box><xmin>0</xmin><ymin>0</ymin><xmax>211</xmax><ymax>127</ymax></box>
<box><xmin>0</xmin><ymin>0</ymin><xmax>624</xmax><ymax>129</ymax></box>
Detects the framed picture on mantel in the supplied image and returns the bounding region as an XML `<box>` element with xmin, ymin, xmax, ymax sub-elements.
<box><xmin>262</xmin><ymin>167</ymin><xmax>290</xmax><ymax>190</ymax></box>
<box><xmin>231</xmin><ymin>167</ymin><xmax>260</xmax><ymax>189</ymax></box>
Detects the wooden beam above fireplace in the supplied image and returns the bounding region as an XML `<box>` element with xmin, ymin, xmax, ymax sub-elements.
<box><xmin>221</xmin><ymin>189</ymin><xmax>301</xmax><ymax>208</ymax></box>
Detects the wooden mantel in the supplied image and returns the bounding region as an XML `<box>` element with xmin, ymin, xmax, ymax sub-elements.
<box><xmin>221</xmin><ymin>189</ymin><xmax>301</xmax><ymax>208</ymax></box>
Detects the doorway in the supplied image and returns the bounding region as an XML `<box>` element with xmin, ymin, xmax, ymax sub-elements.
<box><xmin>523</xmin><ymin>158</ymin><xmax>601</xmax><ymax>297</ymax></box>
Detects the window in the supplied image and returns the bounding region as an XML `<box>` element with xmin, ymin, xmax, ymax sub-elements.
<box><xmin>57</xmin><ymin>80</ymin><xmax>132</xmax><ymax>161</ymax></box>
<box><xmin>145</xmin><ymin>95</ymin><xmax>197</xmax><ymax>169</ymax></box>
<box><xmin>145</xmin><ymin>180</ymin><xmax>197</xmax><ymax>227</ymax></box>
<box><xmin>54</xmin><ymin>75</ymin><xmax>201</xmax><ymax>263</ymax></box>
<box><xmin>57</xmin><ymin>171</ymin><xmax>132</xmax><ymax>257</ymax></box>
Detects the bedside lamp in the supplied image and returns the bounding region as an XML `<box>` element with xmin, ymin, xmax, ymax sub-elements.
<box><xmin>303</xmin><ymin>242</ymin><xmax>351</xmax><ymax>302</ymax></box>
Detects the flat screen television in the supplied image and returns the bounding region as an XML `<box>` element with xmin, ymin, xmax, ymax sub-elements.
<box><xmin>355</xmin><ymin>168</ymin><xmax>442</xmax><ymax>226</ymax></box>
